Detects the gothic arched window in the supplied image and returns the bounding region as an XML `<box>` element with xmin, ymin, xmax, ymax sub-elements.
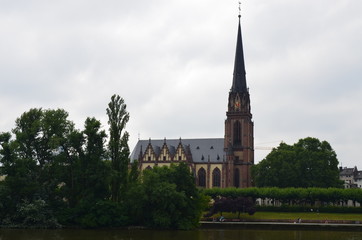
<box><xmin>198</xmin><ymin>168</ymin><xmax>206</xmax><ymax>187</ymax></box>
<box><xmin>212</xmin><ymin>168</ymin><xmax>221</xmax><ymax>187</ymax></box>
<box><xmin>234</xmin><ymin>168</ymin><xmax>240</xmax><ymax>188</ymax></box>
<box><xmin>233</xmin><ymin>121</ymin><xmax>241</xmax><ymax>146</ymax></box>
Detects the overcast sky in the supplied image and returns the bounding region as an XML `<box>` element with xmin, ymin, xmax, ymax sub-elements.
<box><xmin>1</xmin><ymin>0</ymin><xmax>362</xmax><ymax>168</ymax></box>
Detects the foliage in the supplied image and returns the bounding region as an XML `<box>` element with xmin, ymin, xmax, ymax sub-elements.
<box><xmin>203</xmin><ymin>187</ymin><xmax>362</xmax><ymax>207</ymax></box>
<box><xmin>106</xmin><ymin>94</ymin><xmax>130</xmax><ymax>202</ymax></box>
<box><xmin>252</xmin><ymin>137</ymin><xmax>343</xmax><ymax>188</ymax></box>
<box><xmin>0</xmin><ymin>97</ymin><xmax>208</xmax><ymax>229</ymax></box>
<box><xmin>0</xmin><ymin>109</ymin><xmax>74</xmax><ymax>219</ymax></box>
<box><xmin>213</xmin><ymin>211</ymin><xmax>362</xmax><ymax>222</ymax></box>
<box><xmin>0</xmin><ymin>108</ymin><xmax>113</xmax><ymax>228</ymax></box>
<box><xmin>73</xmin><ymin>117</ymin><xmax>110</xmax><ymax>204</ymax></box>
<box><xmin>1</xmin><ymin>199</ymin><xmax>60</xmax><ymax>228</ymax></box>
<box><xmin>205</xmin><ymin>197</ymin><xmax>256</xmax><ymax>218</ymax></box>
<box><xmin>256</xmin><ymin>205</ymin><xmax>362</xmax><ymax>214</ymax></box>
<box><xmin>125</xmin><ymin>163</ymin><xmax>209</xmax><ymax>230</ymax></box>
<box><xmin>57</xmin><ymin>200</ymin><xmax>128</xmax><ymax>228</ymax></box>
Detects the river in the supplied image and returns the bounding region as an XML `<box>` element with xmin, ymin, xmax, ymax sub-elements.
<box><xmin>1</xmin><ymin>228</ymin><xmax>362</xmax><ymax>240</ymax></box>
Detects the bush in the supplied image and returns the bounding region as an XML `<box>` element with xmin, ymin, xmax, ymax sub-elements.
<box><xmin>256</xmin><ymin>205</ymin><xmax>362</xmax><ymax>214</ymax></box>
<box><xmin>3</xmin><ymin>199</ymin><xmax>61</xmax><ymax>228</ymax></box>
<box><xmin>132</xmin><ymin>163</ymin><xmax>208</xmax><ymax>230</ymax></box>
<box><xmin>203</xmin><ymin>187</ymin><xmax>362</xmax><ymax>207</ymax></box>
<box><xmin>205</xmin><ymin>197</ymin><xmax>256</xmax><ymax>218</ymax></box>
<box><xmin>58</xmin><ymin>200</ymin><xmax>128</xmax><ymax>228</ymax></box>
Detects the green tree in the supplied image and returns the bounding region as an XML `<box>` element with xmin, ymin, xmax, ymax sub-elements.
<box><xmin>252</xmin><ymin>137</ymin><xmax>343</xmax><ymax>188</ymax></box>
<box><xmin>4</xmin><ymin>108</ymin><xmax>75</xmax><ymax>204</ymax></box>
<box><xmin>0</xmin><ymin>109</ymin><xmax>75</xmax><ymax>226</ymax></box>
<box><xmin>52</xmin><ymin>117</ymin><xmax>116</xmax><ymax>228</ymax></box>
<box><xmin>106</xmin><ymin>94</ymin><xmax>130</xmax><ymax>202</ymax></box>
<box><xmin>1</xmin><ymin>106</ymin><xmax>129</xmax><ymax>228</ymax></box>
<box><xmin>0</xmin><ymin>132</ymin><xmax>15</xmax><ymax>173</ymax></box>
<box><xmin>55</xmin><ymin>117</ymin><xmax>111</xmax><ymax>206</ymax></box>
<box><xmin>0</xmin><ymin>132</ymin><xmax>13</xmax><ymax>217</ymax></box>
<box><xmin>130</xmin><ymin>163</ymin><xmax>208</xmax><ymax>229</ymax></box>
<box><xmin>57</xmin><ymin>128</ymin><xmax>85</xmax><ymax>208</ymax></box>
<box><xmin>79</xmin><ymin>118</ymin><xmax>110</xmax><ymax>202</ymax></box>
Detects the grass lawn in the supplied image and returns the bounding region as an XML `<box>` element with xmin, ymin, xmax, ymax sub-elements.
<box><xmin>211</xmin><ymin>212</ymin><xmax>362</xmax><ymax>222</ymax></box>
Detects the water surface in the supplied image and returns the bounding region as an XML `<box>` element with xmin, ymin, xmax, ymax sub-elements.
<box><xmin>1</xmin><ymin>228</ymin><xmax>362</xmax><ymax>240</ymax></box>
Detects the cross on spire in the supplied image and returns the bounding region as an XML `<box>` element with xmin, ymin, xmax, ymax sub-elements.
<box><xmin>238</xmin><ymin>1</ymin><xmax>241</xmax><ymax>17</ymax></box>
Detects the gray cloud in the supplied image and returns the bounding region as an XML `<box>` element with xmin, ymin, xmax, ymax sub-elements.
<box><xmin>1</xmin><ymin>0</ymin><xmax>361</xmax><ymax>168</ymax></box>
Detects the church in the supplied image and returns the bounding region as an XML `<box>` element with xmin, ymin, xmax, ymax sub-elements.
<box><xmin>130</xmin><ymin>15</ymin><xmax>254</xmax><ymax>188</ymax></box>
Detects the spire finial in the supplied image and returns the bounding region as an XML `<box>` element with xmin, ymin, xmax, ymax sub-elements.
<box><xmin>238</xmin><ymin>1</ymin><xmax>241</xmax><ymax>18</ymax></box>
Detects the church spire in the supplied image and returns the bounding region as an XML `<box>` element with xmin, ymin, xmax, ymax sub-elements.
<box><xmin>231</xmin><ymin>15</ymin><xmax>247</xmax><ymax>93</ymax></box>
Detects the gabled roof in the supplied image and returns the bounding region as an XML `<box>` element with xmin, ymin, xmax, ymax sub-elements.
<box><xmin>130</xmin><ymin>138</ymin><xmax>225</xmax><ymax>163</ymax></box>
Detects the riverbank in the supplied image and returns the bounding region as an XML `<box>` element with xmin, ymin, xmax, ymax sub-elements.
<box><xmin>203</xmin><ymin>211</ymin><xmax>362</xmax><ymax>222</ymax></box>
<box><xmin>200</xmin><ymin>220</ymin><xmax>362</xmax><ymax>231</ymax></box>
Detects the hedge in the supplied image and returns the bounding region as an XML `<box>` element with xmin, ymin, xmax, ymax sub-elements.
<box><xmin>202</xmin><ymin>187</ymin><xmax>362</xmax><ymax>207</ymax></box>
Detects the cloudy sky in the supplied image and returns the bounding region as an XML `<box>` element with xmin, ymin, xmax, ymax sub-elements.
<box><xmin>1</xmin><ymin>0</ymin><xmax>362</xmax><ymax>168</ymax></box>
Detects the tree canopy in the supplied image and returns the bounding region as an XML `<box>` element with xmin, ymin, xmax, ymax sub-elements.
<box><xmin>252</xmin><ymin>137</ymin><xmax>343</xmax><ymax>188</ymax></box>
<box><xmin>0</xmin><ymin>95</ymin><xmax>207</xmax><ymax>229</ymax></box>
<box><xmin>106</xmin><ymin>94</ymin><xmax>130</xmax><ymax>202</ymax></box>
<box><xmin>123</xmin><ymin>163</ymin><xmax>208</xmax><ymax>230</ymax></box>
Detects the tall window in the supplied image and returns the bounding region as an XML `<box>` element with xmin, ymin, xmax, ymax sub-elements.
<box><xmin>234</xmin><ymin>168</ymin><xmax>240</xmax><ymax>188</ymax></box>
<box><xmin>198</xmin><ymin>168</ymin><xmax>206</xmax><ymax>187</ymax></box>
<box><xmin>233</xmin><ymin>121</ymin><xmax>241</xmax><ymax>146</ymax></box>
<box><xmin>212</xmin><ymin>168</ymin><xmax>221</xmax><ymax>187</ymax></box>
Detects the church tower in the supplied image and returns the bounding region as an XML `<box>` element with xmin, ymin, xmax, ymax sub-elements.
<box><xmin>131</xmin><ymin>10</ymin><xmax>254</xmax><ymax>189</ymax></box>
<box><xmin>224</xmin><ymin>14</ymin><xmax>254</xmax><ymax>188</ymax></box>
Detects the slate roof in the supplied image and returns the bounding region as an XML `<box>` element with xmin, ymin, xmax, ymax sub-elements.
<box><xmin>340</xmin><ymin>167</ymin><xmax>357</xmax><ymax>176</ymax></box>
<box><xmin>130</xmin><ymin>138</ymin><xmax>225</xmax><ymax>163</ymax></box>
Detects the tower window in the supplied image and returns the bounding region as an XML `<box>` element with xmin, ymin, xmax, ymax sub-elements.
<box><xmin>234</xmin><ymin>168</ymin><xmax>240</xmax><ymax>188</ymax></box>
<box><xmin>233</xmin><ymin>121</ymin><xmax>241</xmax><ymax>146</ymax></box>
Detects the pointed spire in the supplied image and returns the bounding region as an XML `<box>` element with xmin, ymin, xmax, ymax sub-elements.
<box><xmin>231</xmin><ymin>15</ymin><xmax>247</xmax><ymax>93</ymax></box>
